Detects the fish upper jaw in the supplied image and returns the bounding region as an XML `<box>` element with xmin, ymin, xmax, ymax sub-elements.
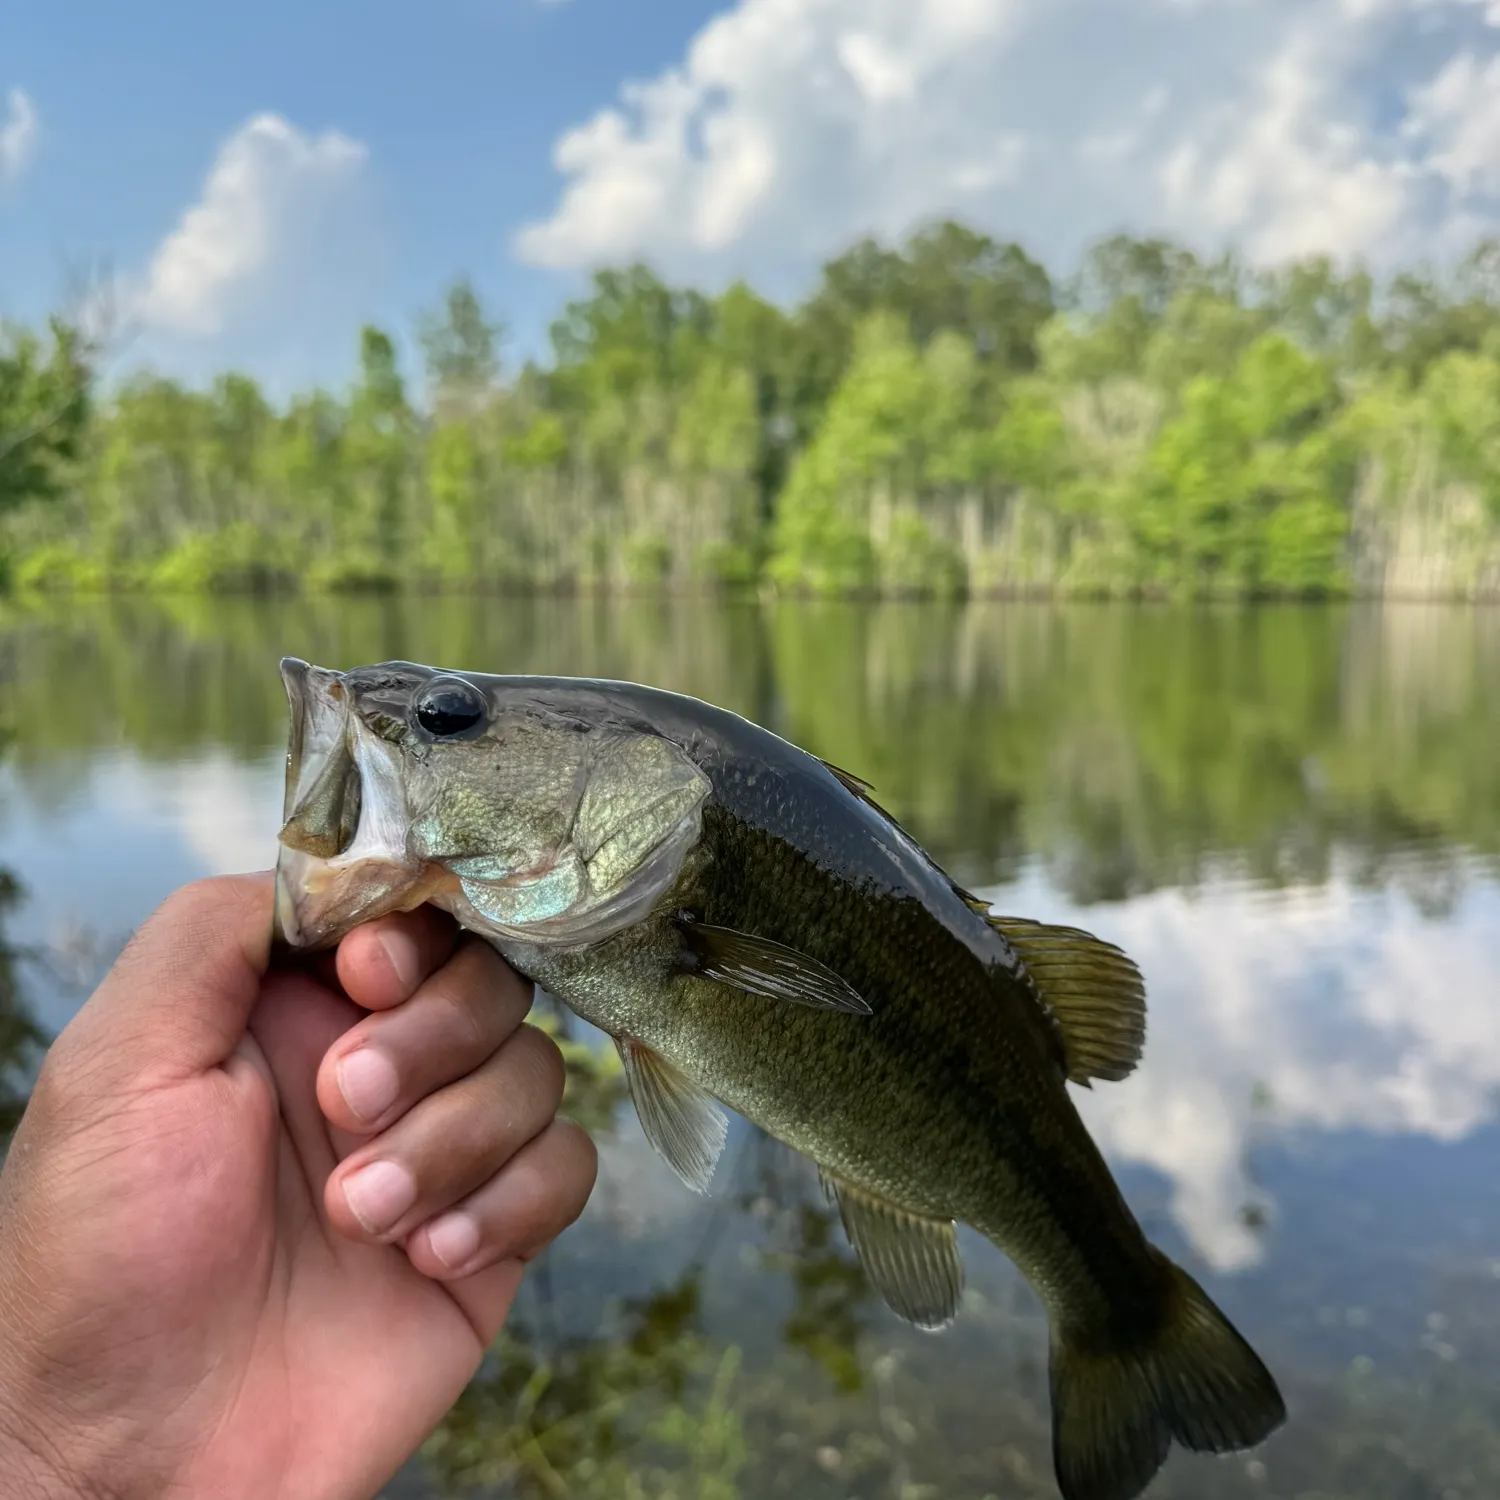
<box><xmin>279</xmin><ymin>658</ymin><xmax>349</xmax><ymax>822</ymax></box>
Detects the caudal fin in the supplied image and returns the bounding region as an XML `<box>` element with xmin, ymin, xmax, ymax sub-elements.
<box><xmin>1048</xmin><ymin>1257</ymin><xmax>1286</xmax><ymax>1500</ymax></box>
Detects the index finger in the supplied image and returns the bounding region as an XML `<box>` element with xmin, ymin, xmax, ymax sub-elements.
<box><xmin>335</xmin><ymin>905</ymin><xmax>461</xmax><ymax>1011</ymax></box>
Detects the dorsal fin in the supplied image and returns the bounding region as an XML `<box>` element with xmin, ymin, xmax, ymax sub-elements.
<box><xmin>986</xmin><ymin>915</ymin><xmax>1148</xmax><ymax>1086</ymax></box>
<box><xmin>821</xmin><ymin>758</ymin><xmax>876</xmax><ymax>798</ymax></box>
<box><xmin>819</xmin><ymin>763</ymin><xmax>1147</xmax><ymax>1086</ymax></box>
<box><xmin>820</xmin><ymin>758</ymin><xmax>907</xmax><ymax>828</ymax></box>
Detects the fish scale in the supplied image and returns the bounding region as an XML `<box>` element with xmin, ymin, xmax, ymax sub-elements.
<box><xmin>274</xmin><ymin>656</ymin><xmax>1286</xmax><ymax>1500</ymax></box>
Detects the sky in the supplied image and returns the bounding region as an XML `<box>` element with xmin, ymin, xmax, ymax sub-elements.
<box><xmin>4</xmin><ymin>0</ymin><xmax>1500</xmax><ymax>395</ymax></box>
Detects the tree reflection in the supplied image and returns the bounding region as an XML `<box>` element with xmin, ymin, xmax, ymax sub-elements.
<box><xmin>4</xmin><ymin>594</ymin><xmax>1497</xmax><ymax>916</ymax></box>
<box><xmin>422</xmin><ymin>1273</ymin><xmax>750</xmax><ymax>1500</ymax></box>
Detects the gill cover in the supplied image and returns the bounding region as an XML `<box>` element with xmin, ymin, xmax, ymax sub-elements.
<box><xmin>444</xmin><ymin>730</ymin><xmax>712</xmax><ymax>947</ymax></box>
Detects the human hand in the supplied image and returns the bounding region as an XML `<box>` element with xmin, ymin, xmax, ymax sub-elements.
<box><xmin>0</xmin><ymin>871</ymin><xmax>597</xmax><ymax>1500</ymax></box>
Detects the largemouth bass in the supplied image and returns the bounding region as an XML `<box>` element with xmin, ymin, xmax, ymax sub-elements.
<box><xmin>272</xmin><ymin>657</ymin><xmax>1285</xmax><ymax>1500</ymax></box>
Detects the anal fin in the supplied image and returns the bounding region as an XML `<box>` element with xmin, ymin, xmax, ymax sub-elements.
<box><xmin>819</xmin><ymin>1170</ymin><xmax>963</xmax><ymax>1330</ymax></box>
<box><xmin>615</xmin><ymin>1036</ymin><xmax>728</xmax><ymax>1195</ymax></box>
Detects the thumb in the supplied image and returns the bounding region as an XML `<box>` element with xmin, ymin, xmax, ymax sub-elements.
<box><xmin>68</xmin><ymin>872</ymin><xmax>277</xmax><ymax>1086</ymax></box>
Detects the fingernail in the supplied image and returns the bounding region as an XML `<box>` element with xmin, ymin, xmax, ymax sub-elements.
<box><xmin>378</xmin><ymin>928</ymin><xmax>422</xmax><ymax>992</ymax></box>
<box><xmin>337</xmin><ymin>1048</ymin><xmax>400</xmax><ymax>1123</ymax></box>
<box><xmin>426</xmin><ymin>1211</ymin><xmax>482</xmax><ymax>1270</ymax></box>
<box><xmin>343</xmin><ymin>1160</ymin><xmax>417</xmax><ymax>1235</ymax></box>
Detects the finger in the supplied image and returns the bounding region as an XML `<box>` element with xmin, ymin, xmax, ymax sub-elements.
<box><xmin>442</xmin><ymin>1258</ymin><xmax>526</xmax><ymax>1351</ymax></box>
<box><xmin>66</xmin><ymin>871</ymin><xmax>275</xmax><ymax>1085</ymax></box>
<box><xmin>247</xmin><ymin>969</ymin><xmax>366</xmax><ymax>1189</ymax></box>
<box><xmin>335</xmin><ymin>905</ymin><xmax>461</xmax><ymax>1012</ymax></box>
<box><xmin>324</xmin><ymin>1023</ymin><xmax>566</xmax><ymax>1245</ymax></box>
<box><xmin>406</xmin><ymin>1118</ymin><xmax>597</xmax><ymax>1281</ymax></box>
<box><xmin>317</xmin><ymin>939</ymin><xmax>534</xmax><ymax>1135</ymax></box>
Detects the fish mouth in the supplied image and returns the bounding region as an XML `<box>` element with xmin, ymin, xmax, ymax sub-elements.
<box><xmin>274</xmin><ymin>656</ymin><xmax>433</xmax><ymax>950</ymax></box>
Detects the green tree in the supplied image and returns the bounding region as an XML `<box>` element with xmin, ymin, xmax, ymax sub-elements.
<box><xmin>418</xmin><ymin>277</ymin><xmax>503</xmax><ymax>417</ymax></box>
<box><xmin>0</xmin><ymin>317</ymin><xmax>92</xmax><ymax>514</ymax></box>
<box><xmin>335</xmin><ymin>325</ymin><xmax>412</xmax><ymax>587</ymax></box>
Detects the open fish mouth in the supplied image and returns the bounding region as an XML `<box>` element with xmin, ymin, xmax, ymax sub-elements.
<box><xmin>273</xmin><ymin>656</ymin><xmax>435</xmax><ymax>949</ymax></box>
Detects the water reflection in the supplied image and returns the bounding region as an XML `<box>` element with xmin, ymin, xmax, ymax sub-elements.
<box><xmin>1007</xmin><ymin>868</ymin><xmax>1500</xmax><ymax>1273</ymax></box>
<box><xmin>4</xmin><ymin>595</ymin><xmax>1500</xmax><ymax>1498</ymax></box>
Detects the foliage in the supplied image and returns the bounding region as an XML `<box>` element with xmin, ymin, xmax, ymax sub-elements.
<box><xmin>0</xmin><ymin>317</ymin><xmax>93</xmax><ymax>520</ymax></box>
<box><xmin>11</xmin><ymin>226</ymin><xmax>1500</xmax><ymax>597</ymax></box>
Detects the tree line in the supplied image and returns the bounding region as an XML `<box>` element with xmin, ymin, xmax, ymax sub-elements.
<box><xmin>5</xmin><ymin>223</ymin><xmax>1500</xmax><ymax>598</ymax></box>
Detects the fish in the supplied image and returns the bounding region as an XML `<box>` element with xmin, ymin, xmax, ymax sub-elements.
<box><xmin>272</xmin><ymin>656</ymin><xmax>1286</xmax><ymax>1500</ymax></box>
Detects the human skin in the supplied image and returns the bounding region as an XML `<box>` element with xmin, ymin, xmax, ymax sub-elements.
<box><xmin>0</xmin><ymin>871</ymin><xmax>598</xmax><ymax>1500</ymax></box>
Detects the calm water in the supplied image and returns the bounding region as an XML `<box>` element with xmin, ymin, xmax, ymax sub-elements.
<box><xmin>3</xmin><ymin>595</ymin><xmax>1500</xmax><ymax>1500</ymax></box>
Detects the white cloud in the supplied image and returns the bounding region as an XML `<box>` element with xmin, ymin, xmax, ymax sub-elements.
<box><xmin>0</xmin><ymin>88</ymin><xmax>38</xmax><ymax>184</ymax></box>
<box><xmin>516</xmin><ymin>0</ymin><xmax>1500</xmax><ymax>279</ymax></box>
<box><xmin>133</xmin><ymin>113</ymin><xmax>368</xmax><ymax>339</ymax></box>
<box><xmin>1406</xmin><ymin>50</ymin><xmax>1500</xmax><ymax>198</ymax></box>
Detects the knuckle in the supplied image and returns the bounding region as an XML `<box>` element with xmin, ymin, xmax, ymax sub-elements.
<box><xmin>153</xmin><ymin>875</ymin><xmax>237</xmax><ymax>933</ymax></box>
<box><xmin>114</xmin><ymin>875</ymin><xmax>254</xmax><ymax>985</ymax></box>
<box><xmin>14</xmin><ymin>1035</ymin><xmax>115</xmax><ymax>1146</ymax></box>
<box><xmin>461</xmin><ymin>936</ymin><xmax>530</xmax><ymax>1006</ymax></box>
<box><xmin>554</xmin><ymin>1119</ymin><xmax>599</xmax><ymax>1201</ymax></box>
<box><xmin>434</xmin><ymin>972</ymin><xmax>492</xmax><ymax>1058</ymax></box>
<box><xmin>514</xmin><ymin>1025</ymin><xmax>567</xmax><ymax>1104</ymax></box>
<box><xmin>513</xmin><ymin>1122</ymin><xmax>597</xmax><ymax>1256</ymax></box>
<box><xmin>18</xmin><ymin>1049</ymin><xmax>68</xmax><ymax>1131</ymax></box>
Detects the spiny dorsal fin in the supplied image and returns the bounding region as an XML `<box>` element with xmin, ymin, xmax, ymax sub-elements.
<box><xmin>987</xmin><ymin>915</ymin><xmax>1147</xmax><ymax>1086</ymax></box>
<box><xmin>821</xmin><ymin>758</ymin><xmax>877</xmax><ymax>798</ymax></box>
<box><xmin>820</xmin><ymin>758</ymin><xmax>909</xmax><ymax>830</ymax></box>
<box><xmin>819</xmin><ymin>1169</ymin><xmax>963</xmax><ymax>1330</ymax></box>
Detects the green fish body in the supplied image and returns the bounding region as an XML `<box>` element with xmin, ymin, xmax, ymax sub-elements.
<box><xmin>274</xmin><ymin>659</ymin><xmax>1285</xmax><ymax>1500</ymax></box>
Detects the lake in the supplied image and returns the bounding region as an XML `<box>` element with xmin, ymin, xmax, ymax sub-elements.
<box><xmin>3</xmin><ymin>594</ymin><xmax>1499</xmax><ymax>1500</ymax></box>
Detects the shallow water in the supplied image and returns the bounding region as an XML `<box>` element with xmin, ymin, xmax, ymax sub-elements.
<box><xmin>3</xmin><ymin>594</ymin><xmax>1500</xmax><ymax>1500</ymax></box>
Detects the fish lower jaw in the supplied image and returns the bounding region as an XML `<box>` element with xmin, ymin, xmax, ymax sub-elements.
<box><xmin>273</xmin><ymin>849</ymin><xmax>460</xmax><ymax>950</ymax></box>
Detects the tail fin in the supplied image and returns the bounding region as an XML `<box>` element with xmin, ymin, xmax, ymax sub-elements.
<box><xmin>1048</xmin><ymin>1257</ymin><xmax>1286</xmax><ymax>1500</ymax></box>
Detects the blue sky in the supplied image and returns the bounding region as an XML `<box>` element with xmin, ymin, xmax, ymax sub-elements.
<box><xmin>4</xmin><ymin>0</ymin><xmax>1500</xmax><ymax>397</ymax></box>
<box><xmin>0</xmin><ymin>0</ymin><xmax>715</xmax><ymax>390</ymax></box>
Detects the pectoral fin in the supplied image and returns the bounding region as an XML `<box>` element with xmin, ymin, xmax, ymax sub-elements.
<box><xmin>819</xmin><ymin>1171</ymin><xmax>963</xmax><ymax>1330</ymax></box>
<box><xmin>678</xmin><ymin>920</ymin><xmax>872</xmax><ymax>1015</ymax></box>
<box><xmin>615</xmin><ymin>1036</ymin><xmax>729</xmax><ymax>1195</ymax></box>
<box><xmin>985</xmin><ymin>914</ymin><xmax>1147</xmax><ymax>1086</ymax></box>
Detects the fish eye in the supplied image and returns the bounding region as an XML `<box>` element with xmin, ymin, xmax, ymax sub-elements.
<box><xmin>413</xmin><ymin>677</ymin><xmax>488</xmax><ymax>739</ymax></box>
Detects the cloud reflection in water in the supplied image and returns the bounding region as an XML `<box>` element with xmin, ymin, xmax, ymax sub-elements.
<box><xmin>976</xmin><ymin>863</ymin><xmax>1500</xmax><ymax>1271</ymax></box>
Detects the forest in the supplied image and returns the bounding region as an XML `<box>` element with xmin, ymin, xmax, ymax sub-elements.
<box><xmin>5</xmin><ymin>223</ymin><xmax>1500</xmax><ymax>599</ymax></box>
